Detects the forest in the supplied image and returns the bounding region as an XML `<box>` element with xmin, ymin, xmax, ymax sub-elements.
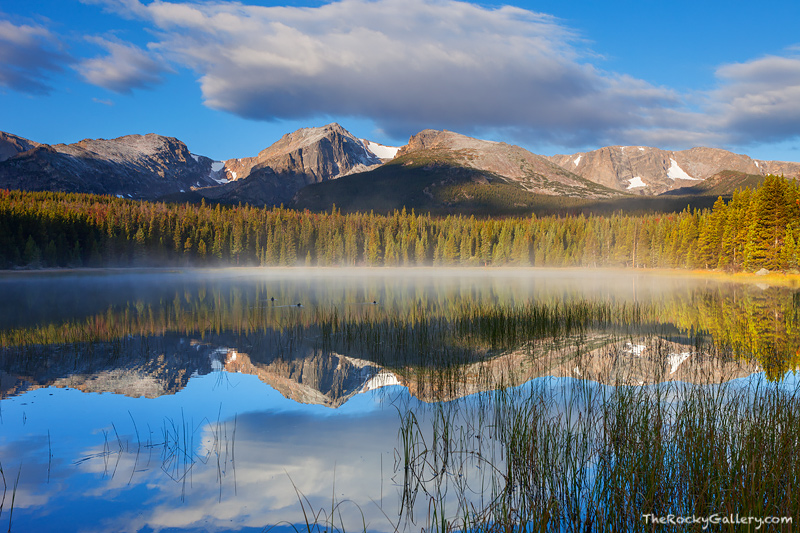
<box><xmin>0</xmin><ymin>174</ymin><xmax>797</xmax><ymax>272</ymax></box>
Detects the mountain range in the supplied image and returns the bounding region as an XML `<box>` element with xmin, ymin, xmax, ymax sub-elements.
<box><xmin>2</xmin><ymin>124</ymin><xmax>798</xmax><ymax>214</ymax></box>
<box><xmin>0</xmin><ymin>335</ymin><xmax>759</xmax><ymax>406</ymax></box>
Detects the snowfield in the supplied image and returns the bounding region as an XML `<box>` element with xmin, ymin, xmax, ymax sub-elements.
<box><xmin>365</xmin><ymin>141</ymin><xmax>400</xmax><ymax>159</ymax></box>
<box><xmin>627</xmin><ymin>177</ymin><xmax>647</xmax><ymax>189</ymax></box>
<box><xmin>667</xmin><ymin>158</ymin><xmax>698</xmax><ymax>180</ymax></box>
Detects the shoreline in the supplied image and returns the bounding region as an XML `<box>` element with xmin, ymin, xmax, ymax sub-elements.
<box><xmin>1</xmin><ymin>265</ymin><xmax>799</xmax><ymax>286</ymax></box>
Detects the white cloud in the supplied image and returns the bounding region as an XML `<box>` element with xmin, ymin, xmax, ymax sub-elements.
<box><xmin>88</xmin><ymin>0</ymin><xmax>679</xmax><ymax>146</ymax></box>
<box><xmin>711</xmin><ymin>55</ymin><xmax>800</xmax><ymax>144</ymax></box>
<box><xmin>49</xmin><ymin>1</ymin><xmax>800</xmax><ymax>153</ymax></box>
<box><xmin>78</xmin><ymin>37</ymin><xmax>170</xmax><ymax>93</ymax></box>
<box><xmin>0</xmin><ymin>19</ymin><xmax>71</xmax><ymax>94</ymax></box>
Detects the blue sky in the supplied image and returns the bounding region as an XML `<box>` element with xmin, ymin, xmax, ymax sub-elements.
<box><xmin>2</xmin><ymin>0</ymin><xmax>800</xmax><ymax>162</ymax></box>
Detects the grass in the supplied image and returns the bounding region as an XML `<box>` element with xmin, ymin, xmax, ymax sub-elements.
<box><xmin>281</xmin><ymin>365</ymin><xmax>800</xmax><ymax>532</ymax></box>
<box><xmin>271</xmin><ymin>339</ymin><xmax>799</xmax><ymax>532</ymax></box>
<box><xmin>71</xmin><ymin>408</ymin><xmax>238</xmax><ymax>505</ymax></box>
<box><xmin>266</xmin><ymin>473</ymin><xmax>369</xmax><ymax>533</ymax></box>
<box><xmin>0</xmin><ymin>462</ymin><xmax>21</xmax><ymax>533</ymax></box>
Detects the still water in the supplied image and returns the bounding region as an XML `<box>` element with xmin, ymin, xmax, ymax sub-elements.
<box><xmin>0</xmin><ymin>268</ymin><xmax>797</xmax><ymax>532</ymax></box>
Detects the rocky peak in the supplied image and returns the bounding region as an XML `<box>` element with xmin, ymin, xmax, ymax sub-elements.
<box><xmin>212</xmin><ymin>123</ymin><xmax>383</xmax><ymax>206</ymax></box>
<box><xmin>60</xmin><ymin>133</ymin><xmax>195</xmax><ymax>167</ymax></box>
<box><xmin>0</xmin><ymin>131</ymin><xmax>40</xmax><ymax>162</ymax></box>
<box><xmin>397</xmin><ymin>129</ymin><xmax>501</xmax><ymax>156</ymax></box>
<box><xmin>550</xmin><ymin>145</ymin><xmax>800</xmax><ymax>195</ymax></box>
<box><xmin>392</xmin><ymin>129</ymin><xmax>617</xmax><ymax>198</ymax></box>
<box><xmin>0</xmin><ymin>132</ymin><xmax>222</xmax><ymax>197</ymax></box>
<box><xmin>256</xmin><ymin>122</ymin><xmax>377</xmax><ymax>166</ymax></box>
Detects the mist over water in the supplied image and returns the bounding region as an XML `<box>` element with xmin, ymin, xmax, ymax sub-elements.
<box><xmin>0</xmin><ymin>268</ymin><xmax>797</xmax><ymax>532</ymax></box>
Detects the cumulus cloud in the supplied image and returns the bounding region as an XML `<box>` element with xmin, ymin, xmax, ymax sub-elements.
<box><xmin>0</xmin><ymin>19</ymin><xmax>71</xmax><ymax>94</ymax></box>
<box><xmin>621</xmin><ymin>54</ymin><xmax>800</xmax><ymax>151</ymax></box>
<box><xmin>78</xmin><ymin>38</ymin><xmax>170</xmax><ymax>93</ymax></box>
<box><xmin>87</xmin><ymin>0</ymin><xmax>682</xmax><ymax>147</ymax></box>
<box><xmin>68</xmin><ymin>1</ymin><xmax>800</xmax><ymax>152</ymax></box>
<box><xmin>711</xmin><ymin>55</ymin><xmax>800</xmax><ymax>145</ymax></box>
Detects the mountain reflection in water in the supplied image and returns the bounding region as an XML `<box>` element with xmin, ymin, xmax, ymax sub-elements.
<box><xmin>0</xmin><ymin>268</ymin><xmax>798</xmax><ymax>532</ymax></box>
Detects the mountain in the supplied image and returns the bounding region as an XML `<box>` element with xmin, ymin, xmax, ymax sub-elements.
<box><xmin>549</xmin><ymin>146</ymin><xmax>800</xmax><ymax>195</ymax></box>
<box><xmin>1</xmin><ymin>334</ymin><xmax>760</xmax><ymax>405</ymax></box>
<box><xmin>660</xmin><ymin>170</ymin><xmax>767</xmax><ymax>197</ymax></box>
<box><xmin>0</xmin><ymin>132</ymin><xmax>40</xmax><ymax>161</ymax></box>
<box><xmin>292</xmin><ymin>129</ymin><xmax>620</xmax><ymax>215</ymax></box>
<box><xmin>3</xmin><ymin>124</ymin><xmax>799</xmax><ymax>212</ymax></box>
<box><xmin>395</xmin><ymin>129</ymin><xmax>618</xmax><ymax>197</ymax></box>
<box><xmin>0</xmin><ymin>132</ymin><xmax>225</xmax><ymax>198</ymax></box>
<box><xmin>199</xmin><ymin>123</ymin><xmax>383</xmax><ymax>206</ymax></box>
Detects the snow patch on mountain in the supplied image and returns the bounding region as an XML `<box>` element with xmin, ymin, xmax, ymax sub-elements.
<box><xmin>207</xmin><ymin>160</ymin><xmax>228</xmax><ymax>184</ymax></box>
<box><xmin>667</xmin><ymin>158</ymin><xmax>698</xmax><ymax>180</ymax></box>
<box><xmin>361</xmin><ymin>370</ymin><xmax>402</xmax><ymax>392</ymax></box>
<box><xmin>574</xmin><ymin>155</ymin><xmax>581</xmax><ymax>166</ymax></box>
<box><xmin>190</xmin><ymin>153</ymin><xmax>200</xmax><ymax>162</ymax></box>
<box><xmin>668</xmin><ymin>352</ymin><xmax>691</xmax><ymax>374</ymax></box>
<box><xmin>627</xmin><ymin>177</ymin><xmax>646</xmax><ymax>189</ymax></box>
<box><xmin>354</xmin><ymin>141</ymin><xmax>381</xmax><ymax>166</ymax></box>
<box><xmin>364</xmin><ymin>140</ymin><xmax>400</xmax><ymax>159</ymax></box>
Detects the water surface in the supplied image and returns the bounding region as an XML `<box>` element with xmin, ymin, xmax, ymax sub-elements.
<box><xmin>0</xmin><ymin>268</ymin><xmax>797</xmax><ymax>532</ymax></box>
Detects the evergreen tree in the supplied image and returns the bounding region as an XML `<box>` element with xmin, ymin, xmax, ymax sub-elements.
<box><xmin>745</xmin><ymin>175</ymin><xmax>788</xmax><ymax>271</ymax></box>
<box><xmin>23</xmin><ymin>236</ymin><xmax>41</xmax><ymax>267</ymax></box>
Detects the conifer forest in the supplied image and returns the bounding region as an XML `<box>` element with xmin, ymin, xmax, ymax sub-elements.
<box><xmin>1</xmin><ymin>174</ymin><xmax>797</xmax><ymax>272</ymax></box>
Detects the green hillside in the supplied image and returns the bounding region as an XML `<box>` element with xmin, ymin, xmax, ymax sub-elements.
<box><xmin>661</xmin><ymin>170</ymin><xmax>766</xmax><ymax>197</ymax></box>
<box><xmin>292</xmin><ymin>150</ymin><xmax>725</xmax><ymax>216</ymax></box>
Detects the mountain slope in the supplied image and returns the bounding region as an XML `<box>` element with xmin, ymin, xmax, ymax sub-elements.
<box><xmin>201</xmin><ymin>123</ymin><xmax>382</xmax><ymax>206</ymax></box>
<box><xmin>0</xmin><ymin>132</ymin><xmax>222</xmax><ymax>198</ymax></box>
<box><xmin>397</xmin><ymin>130</ymin><xmax>618</xmax><ymax>198</ymax></box>
<box><xmin>3</xmin><ymin>124</ymin><xmax>799</xmax><ymax>212</ymax></box>
<box><xmin>660</xmin><ymin>170</ymin><xmax>767</xmax><ymax>196</ymax></box>
<box><xmin>292</xmin><ymin>129</ymin><xmax>620</xmax><ymax>215</ymax></box>
<box><xmin>550</xmin><ymin>146</ymin><xmax>800</xmax><ymax>195</ymax></box>
<box><xmin>0</xmin><ymin>132</ymin><xmax>40</xmax><ymax>162</ymax></box>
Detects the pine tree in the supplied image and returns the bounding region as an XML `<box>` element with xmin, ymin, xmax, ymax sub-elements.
<box><xmin>745</xmin><ymin>175</ymin><xmax>788</xmax><ymax>271</ymax></box>
<box><xmin>415</xmin><ymin>235</ymin><xmax>428</xmax><ymax>265</ymax></box>
<box><xmin>23</xmin><ymin>236</ymin><xmax>42</xmax><ymax>267</ymax></box>
<box><xmin>133</xmin><ymin>226</ymin><xmax>147</xmax><ymax>265</ymax></box>
<box><xmin>366</xmin><ymin>227</ymin><xmax>381</xmax><ymax>266</ymax></box>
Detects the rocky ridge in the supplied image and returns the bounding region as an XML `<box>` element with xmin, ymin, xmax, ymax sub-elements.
<box><xmin>396</xmin><ymin>129</ymin><xmax>618</xmax><ymax>198</ymax></box>
<box><xmin>0</xmin><ymin>131</ymin><xmax>40</xmax><ymax>162</ymax></box>
<box><xmin>2</xmin><ymin>124</ymin><xmax>800</xmax><ymax>208</ymax></box>
<box><xmin>1</xmin><ymin>335</ymin><xmax>761</xmax><ymax>406</ymax></box>
<box><xmin>203</xmin><ymin>123</ymin><xmax>383</xmax><ymax>206</ymax></box>
<box><xmin>0</xmin><ymin>132</ymin><xmax>223</xmax><ymax>198</ymax></box>
<box><xmin>549</xmin><ymin>146</ymin><xmax>800</xmax><ymax>195</ymax></box>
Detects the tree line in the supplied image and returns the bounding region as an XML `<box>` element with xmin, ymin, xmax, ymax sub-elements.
<box><xmin>0</xmin><ymin>174</ymin><xmax>797</xmax><ymax>271</ymax></box>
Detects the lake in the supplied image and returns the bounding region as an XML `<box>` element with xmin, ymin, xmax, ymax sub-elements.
<box><xmin>0</xmin><ymin>268</ymin><xmax>798</xmax><ymax>532</ymax></box>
